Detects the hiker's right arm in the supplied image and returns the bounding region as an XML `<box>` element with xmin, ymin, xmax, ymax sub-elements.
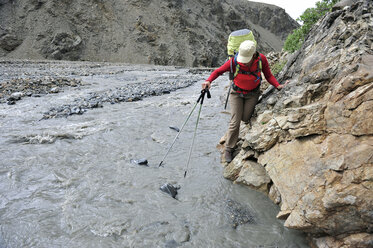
<box><xmin>202</xmin><ymin>60</ymin><xmax>231</xmax><ymax>89</ymax></box>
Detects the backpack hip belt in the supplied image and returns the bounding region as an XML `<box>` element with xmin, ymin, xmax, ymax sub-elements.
<box><xmin>231</xmin><ymin>82</ymin><xmax>260</xmax><ymax>94</ymax></box>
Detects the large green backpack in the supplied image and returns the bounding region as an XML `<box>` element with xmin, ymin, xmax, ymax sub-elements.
<box><xmin>227</xmin><ymin>29</ymin><xmax>262</xmax><ymax>81</ymax></box>
<box><xmin>227</xmin><ymin>29</ymin><xmax>257</xmax><ymax>57</ymax></box>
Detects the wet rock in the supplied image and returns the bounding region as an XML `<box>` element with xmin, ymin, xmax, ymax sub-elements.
<box><xmin>130</xmin><ymin>158</ymin><xmax>148</xmax><ymax>166</ymax></box>
<box><xmin>50</xmin><ymin>87</ymin><xmax>59</xmax><ymax>93</ymax></box>
<box><xmin>9</xmin><ymin>92</ymin><xmax>24</xmax><ymax>100</ymax></box>
<box><xmin>224</xmin><ymin>156</ymin><xmax>271</xmax><ymax>193</ymax></box>
<box><xmin>70</xmin><ymin>106</ymin><xmax>84</xmax><ymax>115</ymax></box>
<box><xmin>160</xmin><ymin>183</ymin><xmax>180</xmax><ymax>199</ymax></box>
<box><xmin>169</xmin><ymin>126</ymin><xmax>180</xmax><ymax>132</ymax></box>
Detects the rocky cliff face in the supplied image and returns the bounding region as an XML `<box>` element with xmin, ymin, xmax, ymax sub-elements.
<box><xmin>223</xmin><ymin>0</ymin><xmax>373</xmax><ymax>247</ymax></box>
<box><xmin>0</xmin><ymin>0</ymin><xmax>298</xmax><ymax>67</ymax></box>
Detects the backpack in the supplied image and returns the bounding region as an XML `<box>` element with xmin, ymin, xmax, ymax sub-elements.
<box><xmin>227</xmin><ymin>29</ymin><xmax>257</xmax><ymax>57</ymax></box>
<box><xmin>224</xmin><ymin>29</ymin><xmax>262</xmax><ymax>109</ymax></box>
<box><xmin>227</xmin><ymin>29</ymin><xmax>262</xmax><ymax>82</ymax></box>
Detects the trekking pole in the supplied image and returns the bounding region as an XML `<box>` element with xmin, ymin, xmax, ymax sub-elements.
<box><xmin>224</xmin><ymin>58</ymin><xmax>234</xmax><ymax>110</ymax></box>
<box><xmin>158</xmin><ymin>101</ymin><xmax>199</xmax><ymax>167</ymax></box>
<box><xmin>224</xmin><ymin>82</ymin><xmax>232</xmax><ymax>110</ymax></box>
<box><xmin>184</xmin><ymin>87</ymin><xmax>211</xmax><ymax>177</ymax></box>
<box><xmin>158</xmin><ymin>88</ymin><xmax>210</xmax><ymax>167</ymax></box>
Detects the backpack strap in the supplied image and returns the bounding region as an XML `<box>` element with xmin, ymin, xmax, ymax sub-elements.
<box><xmin>233</xmin><ymin>52</ymin><xmax>262</xmax><ymax>83</ymax></box>
<box><xmin>233</xmin><ymin>54</ymin><xmax>240</xmax><ymax>78</ymax></box>
<box><xmin>229</xmin><ymin>57</ymin><xmax>234</xmax><ymax>81</ymax></box>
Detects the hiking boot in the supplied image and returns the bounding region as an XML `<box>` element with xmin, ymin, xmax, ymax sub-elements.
<box><xmin>225</xmin><ymin>150</ymin><xmax>233</xmax><ymax>163</ymax></box>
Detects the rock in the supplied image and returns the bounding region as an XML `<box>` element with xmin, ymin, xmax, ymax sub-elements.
<box><xmin>311</xmin><ymin>233</ymin><xmax>373</xmax><ymax>248</ymax></box>
<box><xmin>276</xmin><ymin>210</ymin><xmax>291</xmax><ymax>220</ymax></box>
<box><xmin>50</xmin><ymin>87</ymin><xmax>59</xmax><ymax>93</ymax></box>
<box><xmin>9</xmin><ymin>92</ymin><xmax>24</xmax><ymax>100</ymax></box>
<box><xmin>268</xmin><ymin>184</ymin><xmax>281</xmax><ymax>205</ymax></box>
<box><xmin>0</xmin><ymin>28</ymin><xmax>22</xmax><ymax>51</ymax></box>
<box><xmin>332</xmin><ymin>0</ymin><xmax>358</xmax><ymax>11</ymax></box>
<box><xmin>130</xmin><ymin>158</ymin><xmax>148</xmax><ymax>166</ymax></box>
<box><xmin>44</xmin><ymin>32</ymin><xmax>83</xmax><ymax>60</ymax></box>
<box><xmin>169</xmin><ymin>126</ymin><xmax>180</xmax><ymax>132</ymax></box>
<box><xmin>243</xmin><ymin>119</ymin><xmax>281</xmax><ymax>152</ymax></box>
<box><xmin>224</xmin><ymin>158</ymin><xmax>271</xmax><ymax>193</ymax></box>
<box><xmin>160</xmin><ymin>183</ymin><xmax>180</xmax><ymax>199</ymax></box>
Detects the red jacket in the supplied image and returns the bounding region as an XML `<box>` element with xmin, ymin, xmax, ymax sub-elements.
<box><xmin>206</xmin><ymin>53</ymin><xmax>280</xmax><ymax>91</ymax></box>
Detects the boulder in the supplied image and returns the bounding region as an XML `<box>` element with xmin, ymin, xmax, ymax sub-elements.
<box><xmin>224</xmin><ymin>151</ymin><xmax>271</xmax><ymax>193</ymax></box>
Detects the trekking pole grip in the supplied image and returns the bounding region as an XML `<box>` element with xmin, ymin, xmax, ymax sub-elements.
<box><xmin>206</xmin><ymin>88</ymin><xmax>211</xmax><ymax>99</ymax></box>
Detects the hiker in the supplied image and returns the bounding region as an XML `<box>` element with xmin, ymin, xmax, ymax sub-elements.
<box><xmin>202</xmin><ymin>40</ymin><xmax>287</xmax><ymax>162</ymax></box>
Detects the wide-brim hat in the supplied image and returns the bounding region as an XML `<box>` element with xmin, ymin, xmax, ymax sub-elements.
<box><xmin>236</xmin><ymin>40</ymin><xmax>256</xmax><ymax>63</ymax></box>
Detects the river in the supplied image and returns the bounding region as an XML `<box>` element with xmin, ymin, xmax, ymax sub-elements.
<box><xmin>0</xmin><ymin>61</ymin><xmax>309</xmax><ymax>248</ymax></box>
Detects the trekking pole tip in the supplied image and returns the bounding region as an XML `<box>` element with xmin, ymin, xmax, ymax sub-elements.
<box><xmin>184</xmin><ymin>171</ymin><xmax>187</xmax><ymax>178</ymax></box>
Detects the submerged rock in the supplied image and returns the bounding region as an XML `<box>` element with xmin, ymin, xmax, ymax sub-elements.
<box><xmin>164</xmin><ymin>240</ymin><xmax>181</xmax><ymax>248</ymax></box>
<box><xmin>225</xmin><ymin>199</ymin><xmax>256</xmax><ymax>229</ymax></box>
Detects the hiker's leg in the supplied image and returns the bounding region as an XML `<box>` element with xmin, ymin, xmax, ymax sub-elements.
<box><xmin>242</xmin><ymin>88</ymin><xmax>260</xmax><ymax>123</ymax></box>
<box><xmin>225</xmin><ymin>93</ymin><xmax>243</xmax><ymax>150</ymax></box>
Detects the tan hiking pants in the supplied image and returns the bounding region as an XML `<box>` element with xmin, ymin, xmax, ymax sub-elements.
<box><xmin>225</xmin><ymin>87</ymin><xmax>260</xmax><ymax>150</ymax></box>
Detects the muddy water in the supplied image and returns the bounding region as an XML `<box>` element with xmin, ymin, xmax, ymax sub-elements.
<box><xmin>0</xmin><ymin>62</ymin><xmax>309</xmax><ymax>248</ymax></box>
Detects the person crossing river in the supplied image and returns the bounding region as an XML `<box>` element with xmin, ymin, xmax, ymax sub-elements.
<box><xmin>202</xmin><ymin>40</ymin><xmax>287</xmax><ymax>162</ymax></box>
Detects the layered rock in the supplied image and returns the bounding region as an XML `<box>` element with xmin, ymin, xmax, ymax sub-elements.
<box><xmin>223</xmin><ymin>0</ymin><xmax>373</xmax><ymax>247</ymax></box>
<box><xmin>0</xmin><ymin>0</ymin><xmax>298</xmax><ymax>66</ymax></box>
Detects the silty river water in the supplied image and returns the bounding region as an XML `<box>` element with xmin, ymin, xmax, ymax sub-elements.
<box><xmin>0</xmin><ymin>61</ymin><xmax>309</xmax><ymax>248</ymax></box>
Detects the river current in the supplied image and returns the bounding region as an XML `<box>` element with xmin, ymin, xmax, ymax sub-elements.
<box><xmin>0</xmin><ymin>62</ymin><xmax>309</xmax><ymax>248</ymax></box>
